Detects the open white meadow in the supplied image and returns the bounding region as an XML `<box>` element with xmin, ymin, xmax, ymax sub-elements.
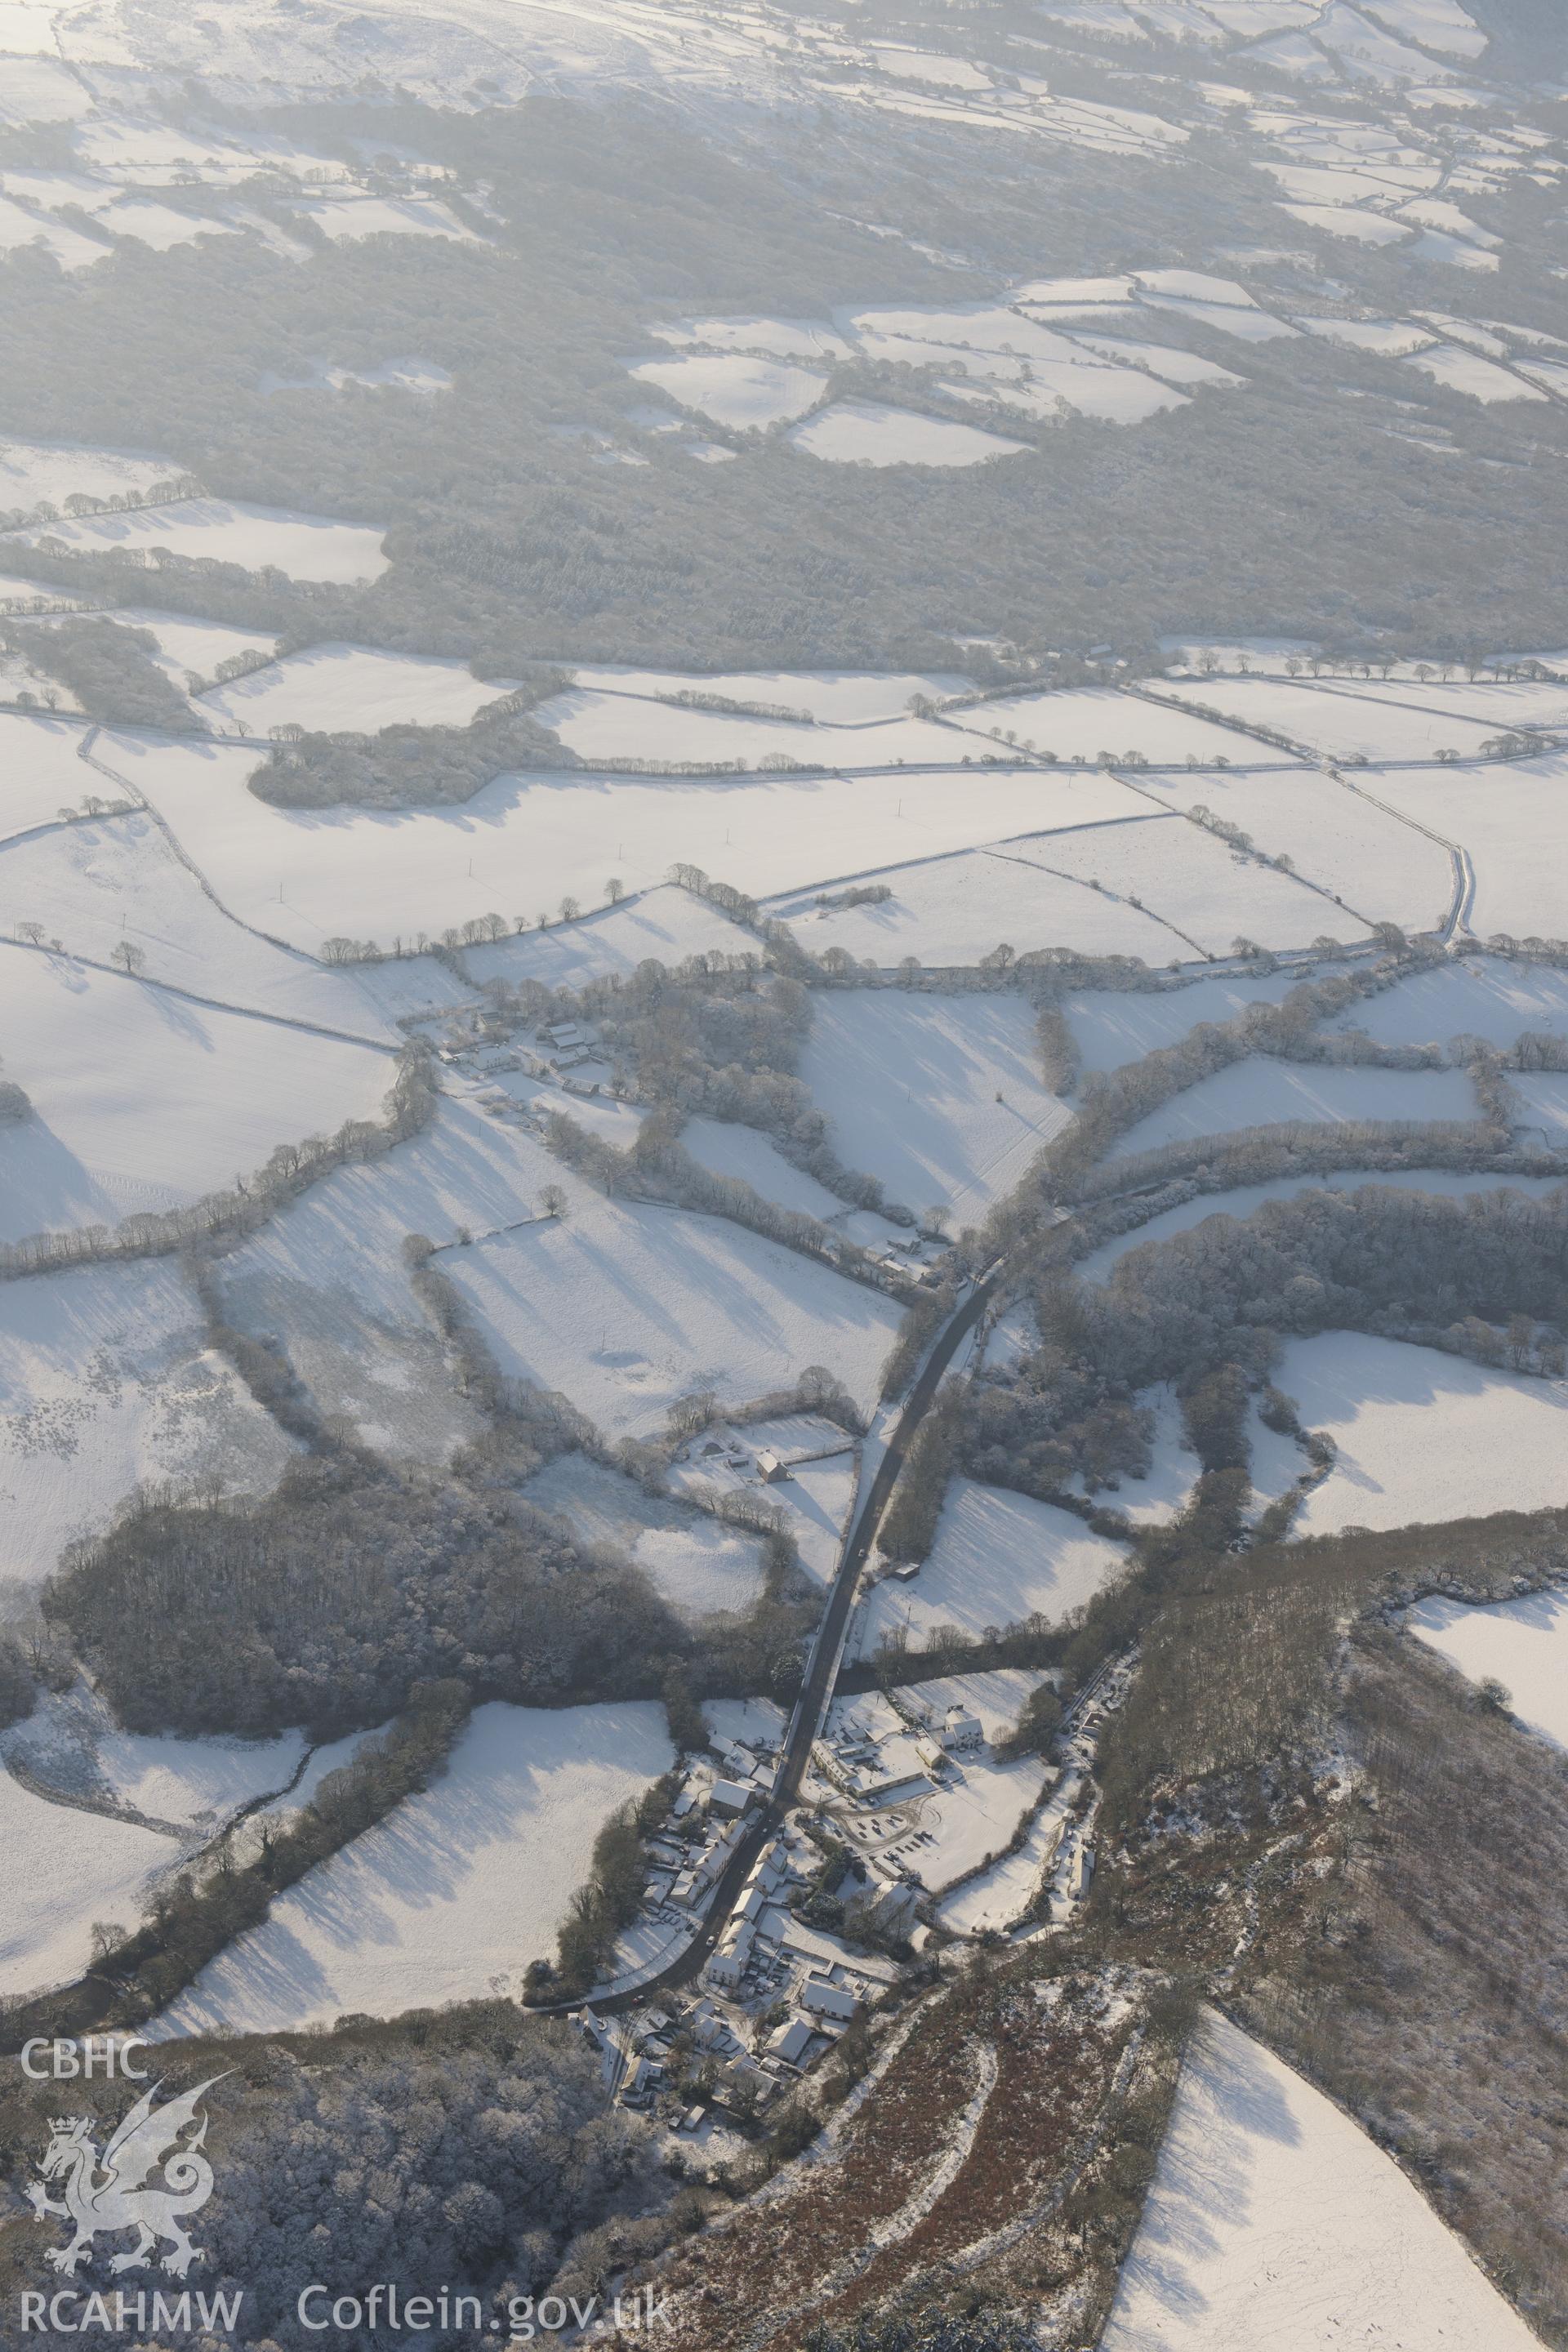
<box><xmin>0</xmin><ymin>1256</ymin><xmax>296</xmax><ymax>1597</ymax></box>
<box><xmin>1106</xmin><ymin>1058</ymin><xmax>1479</xmax><ymax>1165</ymax></box>
<box><xmin>1159</xmin><ymin>675</ymin><xmax>1506</xmax><ymax>762</ymax></box>
<box><xmin>1064</xmin><ymin>967</ymin><xmax>1340</xmax><ymax>1076</ymax></box>
<box><xmin>1514</xmin><ymin>1072</ymin><xmax>1568</xmax><ymax>1144</ymax></box>
<box><xmin>1279</xmin><ymin>1330</ymin><xmax>1568</xmax><ymax>1536</ymax></box>
<box><xmin>942</xmin><ymin>360</ymin><xmax>1185</xmax><ymax>426</ymax></box>
<box><xmin>1330</xmin><ymin>956</ymin><xmax>1568</xmax><ymax>1050</ymax></box>
<box><xmin>0</xmin><ymin>437</ymin><xmax>181</xmax><ymax>517</ymax></box>
<box><xmin>800</xmin><ymin>991</ymin><xmax>1071</xmax><ymax>1221</ymax></box>
<box><xmin>937</xmin><ymin>1771</ymin><xmax>1076</xmax><ymax>1936</ymax></box>
<box><xmin>1407</xmin><ymin>1589</ymin><xmax>1568</xmax><ymax>1748</ymax></box>
<box><xmin>4</xmin><ymin>1681</ymin><xmax>314</xmax><ymax>1830</ymax></box>
<box><xmin>648</xmin><ymin>317</ymin><xmax>851</xmax><ymax>363</ymax></box>
<box><xmin>679</xmin><ymin>1116</ymin><xmax>848</xmax><ymax>1219</ymax></box>
<box><xmin>858</xmin><ymin>1480</ymin><xmax>1126</xmax><ymax>1653</ymax></box>
<box><xmin>1037</xmin><ymin>813</ymin><xmax>1355</xmax><ymax>955</ymax></box>
<box><xmin>0</xmin><ymin>948</ymin><xmax>393</xmax><ymax>1244</ymax></box>
<box><xmin>943</xmin><ymin>687</ymin><xmax>1298</xmax><ymax>768</ymax></box>
<box><xmin>1104</xmin><ymin>2008</ymin><xmax>1538</xmax><ymax>2352</ymax></box>
<box><xmin>291</xmin><ymin>193</ymin><xmax>476</xmax><ymax>243</ymax></box>
<box><xmin>0</xmin><ymin>813</ymin><xmax>406</xmax><ymax>1040</ymax></box>
<box><xmin>563</xmin><ymin>665</ymin><xmax>969</xmax><ymax>723</ymax></box>
<box><xmin>786</xmin><ymin>401</ymin><xmax>1028</xmax><ymax>466</ymax></box>
<box><xmin>2</xmin><ymin>1764</ymin><xmax>178</xmax><ymax>2000</ymax></box>
<box><xmin>0</xmin><ymin>195</ymin><xmax>108</xmax><ymax>268</ymax></box>
<box><xmin>1303</xmin><ymin>675</ymin><xmax>1568</xmax><ymax>733</ymax></box>
<box><xmin>208</xmin><ymin>1096</ymin><xmax>586</xmax><ymax>1463</ymax></box>
<box><xmin>197</xmin><ymin>642</ymin><xmax>519</xmax><ymax>733</ymax></box>
<box><xmin>1245</xmin><ymin>1396</ymin><xmax>1310</xmax><ymax>1513</ymax></box>
<box><xmin>1077</xmin><ymin>1169</ymin><xmax>1566</xmax><ymax>1285</ymax></box>
<box><xmin>0</xmin><ymin>710</ymin><xmax>118</xmax><ymax>841</ymax></box>
<box><xmin>119</xmin><ymin>737</ymin><xmax>1129</xmax><ymax>954</ymax></box>
<box><xmin>1405</xmin><ymin>344</ymin><xmax>1536</xmax><ymax>401</ymax></box>
<box><xmin>151</xmin><ymin>1699</ymin><xmax>675</xmax><ymax>2035</ymax></box>
<box><xmin>443</xmin><ymin>1196</ymin><xmax>903</xmax><ymax>1439</ymax></box>
<box><xmin>773</xmin><ymin>838</ymin><xmax>1184</xmax><ymax>967</ymax></box>
<box><xmin>1373</xmin><ymin>757</ymin><xmax>1568</xmax><ymax>942</ymax></box>
<box><xmin>520</xmin><ymin>1450</ymin><xmax>768</xmax><ymax>1620</ymax></box>
<box><xmin>626</xmin><ymin>352</ymin><xmax>826</xmax><ymax>429</ymax></box>
<box><xmin>532</xmin><ymin>686</ymin><xmax>960</xmax><ymax>772</ymax></box>
<box><xmin>7</xmin><ymin>497</ymin><xmax>389</xmax><ymax>582</ymax></box>
<box><xmin>1139</xmin><ymin>771</ymin><xmax>1454</xmax><ymax>933</ymax></box>
<box><xmin>464</xmin><ymin>886</ymin><xmax>757</xmax><ymax>992</ymax></box>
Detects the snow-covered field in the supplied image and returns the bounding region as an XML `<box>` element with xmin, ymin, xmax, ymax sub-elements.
<box><xmin>463</xmin><ymin>886</ymin><xmax>756</xmax><ymax>991</ymax></box>
<box><xmin>1076</xmin><ymin>1170</ymin><xmax>1566</xmax><ymax>1285</ymax></box>
<box><xmin>1105</xmin><ymin>2007</ymin><xmax>1536</xmax><ymax>2352</ymax></box>
<box><xmin>1140</xmin><ymin>772</ymin><xmax>1454</xmax><ymax>933</ymax></box>
<box><xmin>0</xmin><ymin>949</ymin><xmax>393</xmax><ymax>1244</ymax></box>
<box><xmin>1374</xmin><ymin>758</ymin><xmax>1568</xmax><ymax>942</ymax></box>
<box><xmin>2</xmin><ymin>1763</ymin><xmax>178</xmax><ymax>1999</ymax></box>
<box><xmin>197</xmin><ymin>642</ymin><xmax>519</xmax><ymax>733</ymax></box>
<box><xmin>292</xmin><ymin>193</ymin><xmax>476</xmax><ymax>243</ymax></box>
<box><xmin>944</xmin><ymin>688</ymin><xmax>1298</xmax><ymax>770</ymax></box>
<box><xmin>1105</xmin><ymin>1058</ymin><xmax>1478</xmax><ymax>1165</ymax></box>
<box><xmin>1329</xmin><ymin>956</ymin><xmax>1568</xmax><ymax>1051</ymax></box>
<box><xmin>152</xmin><ymin>1699</ymin><xmax>675</xmax><ymax>2034</ymax></box>
<box><xmin>521</xmin><ymin>1450</ymin><xmax>768</xmax><ymax>1619</ymax></box>
<box><xmin>532</xmin><ymin>686</ymin><xmax>960</xmax><ymax>771</ymax></box>
<box><xmin>775</xmin><ymin>842</ymin><xmax>1183</xmax><ymax>968</ymax></box>
<box><xmin>4</xmin><ymin>1681</ymin><xmax>313</xmax><ymax>1830</ymax></box>
<box><xmin>786</xmin><ymin>402</ymin><xmax>1028</xmax><ymax>466</ymax></box>
<box><xmin>626</xmin><ymin>352</ymin><xmax>826</xmax><ymax>429</ymax></box>
<box><xmin>1065</xmin><ymin>967</ymin><xmax>1338</xmax><ymax>1076</ymax></box>
<box><xmin>443</xmin><ymin>1196</ymin><xmax>902</xmax><ymax>1438</ymax></box>
<box><xmin>1158</xmin><ymin>675</ymin><xmax>1506</xmax><ymax>762</ymax></box>
<box><xmin>1407</xmin><ymin>1589</ymin><xmax>1568</xmax><ymax>1748</ymax></box>
<box><xmin>1513</xmin><ymin>1072</ymin><xmax>1568</xmax><ymax>1144</ymax></box>
<box><xmin>679</xmin><ymin>1117</ymin><xmax>847</xmax><ymax>1219</ymax></box>
<box><xmin>7</xmin><ymin>497</ymin><xmax>389</xmax><ymax>581</ymax></box>
<box><xmin>0</xmin><ymin>1256</ymin><xmax>296</xmax><ymax>1596</ymax></box>
<box><xmin>937</xmin><ymin>1771</ymin><xmax>1073</xmax><ymax>1936</ymax></box>
<box><xmin>0</xmin><ymin>813</ymin><xmax>406</xmax><ymax>1038</ymax></box>
<box><xmin>208</xmin><ymin>1097</ymin><xmax>584</xmax><ymax>1463</ymax></box>
<box><xmin>800</xmin><ymin>992</ymin><xmax>1072</xmax><ymax>1222</ymax></box>
<box><xmin>115</xmin><ymin>734</ymin><xmax>1154</xmax><ymax>953</ymax></box>
<box><xmin>1038</xmin><ymin>814</ymin><xmax>1355</xmax><ymax>956</ymax></box>
<box><xmin>858</xmin><ymin>1481</ymin><xmax>1126</xmax><ymax>1653</ymax></box>
<box><xmin>0</xmin><ymin>437</ymin><xmax>180</xmax><ymax>517</ymax></box>
<box><xmin>1277</xmin><ymin>1331</ymin><xmax>1568</xmax><ymax>1535</ymax></box>
<box><xmin>564</xmin><ymin>665</ymin><xmax>969</xmax><ymax>723</ymax></box>
<box><xmin>0</xmin><ymin>711</ymin><xmax>118</xmax><ymax>840</ymax></box>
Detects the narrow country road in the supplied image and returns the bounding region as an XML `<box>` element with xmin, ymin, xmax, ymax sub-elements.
<box><xmin>532</xmin><ymin>1270</ymin><xmax>1004</xmax><ymax>2017</ymax></box>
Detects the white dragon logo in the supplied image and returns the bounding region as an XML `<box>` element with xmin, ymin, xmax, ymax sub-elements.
<box><xmin>28</xmin><ymin>2076</ymin><xmax>226</xmax><ymax>2279</ymax></box>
